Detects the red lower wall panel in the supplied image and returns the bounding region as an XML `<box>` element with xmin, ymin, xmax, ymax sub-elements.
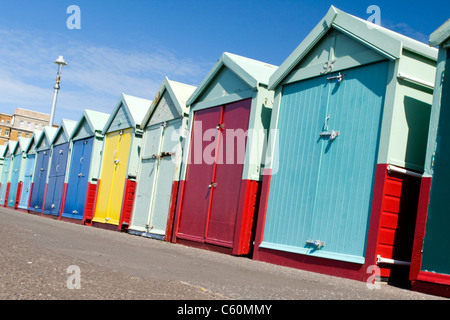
<box><xmin>164</xmin><ymin>180</ymin><xmax>179</xmax><ymax>242</ymax></box>
<box><xmin>253</xmin><ymin>164</ymin><xmax>421</xmax><ymax>283</ymax></box>
<box><xmin>119</xmin><ymin>179</ymin><xmax>137</xmax><ymax>230</ymax></box>
<box><xmin>14</xmin><ymin>182</ymin><xmax>23</xmax><ymax>209</ymax></box>
<box><xmin>3</xmin><ymin>182</ymin><xmax>10</xmax><ymax>207</ymax></box>
<box><xmin>58</xmin><ymin>183</ymin><xmax>68</xmax><ymax>219</ymax></box>
<box><xmin>374</xmin><ymin>169</ymin><xmax>421</xmax><ymax>282</ymax></box>
<box><xmin>83</xmin><ymin>182</ymin><xmax>98</xmax><ymax>224</ymax></box>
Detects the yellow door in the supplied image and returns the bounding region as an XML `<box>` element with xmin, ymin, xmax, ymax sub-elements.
<box><xmin>93</xmin><ymin>128</ymin><xmax>132</xmax><ymax>225</ymax></box>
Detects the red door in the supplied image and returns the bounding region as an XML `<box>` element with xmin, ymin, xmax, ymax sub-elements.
<box><xmin>177</xmin><ymin>99</ymin><xmax>251</xmax><ymax>248</ymax></box>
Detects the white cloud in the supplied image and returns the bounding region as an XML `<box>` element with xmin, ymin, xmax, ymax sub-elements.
<box><xmin>0</xmin><ymin>27</ymin><xmax>211</xmax><ymax>123</ymax></box>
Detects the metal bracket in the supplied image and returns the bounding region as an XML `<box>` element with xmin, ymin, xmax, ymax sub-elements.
<box><xmin>208</xmin><ymin>182</ymin><xmax>217</xmax><ymax>188</ymax></box>
<box><xmin>320</xmin><ymin>130</ymin><xmax>340</xmax><ymax>141</ymax></box>
<box><xmin>306</xmin><ymin>239</ymin><xmax>325</xmax><ymax>249</ymax></box>
<box><xmin>376</xmin><ymin>255</ymin><xmax>410</xmax><ymax>266</ymax></box>
<box><xmin>327</xmin><ymin>72</ymin><xmax>345</xmax><ymax>83</ymax></box>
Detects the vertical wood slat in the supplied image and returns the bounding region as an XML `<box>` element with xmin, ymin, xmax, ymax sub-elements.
<box><xmin>262</xmin><ymin>61</ymin><xmax>388</xmax><ymax>263</ymax></box>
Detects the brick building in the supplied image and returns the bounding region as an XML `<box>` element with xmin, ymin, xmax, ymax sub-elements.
<box><xmin>0</xmin><ymin>108</ymin><xmax>52</xmax><ymax>145</ymax></box>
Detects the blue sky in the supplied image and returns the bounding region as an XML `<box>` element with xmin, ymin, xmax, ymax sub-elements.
<box><xmin>0</xmin><ymin>0</ymin><xmax>448</xmax><ymax>125</ymax></box>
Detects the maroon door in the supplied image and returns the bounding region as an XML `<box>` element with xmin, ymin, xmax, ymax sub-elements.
<box><xmin>177</xmin><ymin>99</ymin><xmax>252</xmax><ymax>248</ymax></box>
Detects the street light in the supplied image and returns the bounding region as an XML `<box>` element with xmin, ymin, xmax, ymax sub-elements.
<box><xmin>49</xmin><ymin>55</ymin><xmax>68</xmax><ymax>126</ymax></box>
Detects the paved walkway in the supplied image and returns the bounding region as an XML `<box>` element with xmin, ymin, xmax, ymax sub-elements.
<box><xmin>0</xmin><ymin>206</ymin><xmax>444</xmax><ymax>302</ymax></box>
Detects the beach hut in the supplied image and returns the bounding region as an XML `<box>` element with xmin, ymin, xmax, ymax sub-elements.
<box><xmin>0</xmin><ymin>141</ymin><xmax>16</xmax><ymax>206</ymax></box>
<box><xmin>410</xmin><ymin>19</ymin><xmax>450</xmax><ymax>298</ymax></box>
<box><xmin>17</xmin><ymin>130</ymin><xmax>43</xmax><ymax>210</ymax></box>
<box><xmin>42</xmin><ymin>119</ymin><xmax>77</xmax><ymax>218</ymax></box>
<box><xmin>7</xmin><ymin>137</ymin><xmax>30</xmax><ymax>208</ymax></box>
<box><xmin>61</xmin><ymin>110</ymin><xmax>109</xmax><ymax>224</ymax></box>
<box><xmin>92</xmin><ymin>94</ymin><xmax>151</xmax><ymax>231</ymax></box>
<box><xmin>128</xmin><ymin>77</ymin><xmax>196</xmax><ymax>240</ymax></box>
<box><xmin>171</xmin><ymin>52</ymin><xmax>277</xmax><ymax>255</ymax></box>
<box><xmin>28</xmin><ymin>126</ymin><xmax>58</xmax><ymax>214</ymax></box>
<box><xmin>252</xmin><ymin>6</ymin><xmax>437</xmax><ymax>284</ymax></box>
<box><xmin>0</xmin><ymin>145</ymin><xmax>6</xmax><ymax>186</ymax></box>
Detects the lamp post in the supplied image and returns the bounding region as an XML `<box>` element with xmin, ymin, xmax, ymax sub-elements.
<box><xmin>49</xmin><ymin>55</ymin><xmax>68</xmax><ymax>126</ymax></box>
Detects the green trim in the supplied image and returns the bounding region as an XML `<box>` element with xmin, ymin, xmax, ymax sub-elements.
<box><xmin>259</xmin><ymin>241</ymin><xmax>366</xmax><ymax>264</ymax></box>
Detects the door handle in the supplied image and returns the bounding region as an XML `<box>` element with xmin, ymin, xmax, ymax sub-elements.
<box><xmin>320</xmin><ymin>130</ymin><xmax>340</xmax><ymax>141</ymax></box>
<box><xmin>320</xmin><ymin>114</ymin><xmax>339</xmax><ymax>141</ymax></box>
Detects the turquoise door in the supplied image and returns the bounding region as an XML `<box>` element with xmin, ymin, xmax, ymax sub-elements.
<box><xmin>7</xmin><ymin>154</ymin><xmax>22</xmax><ymax>207</ymax></box>
<box><xmin>420</xmin><ymin>50</ymin><xmax>450</xmax><ymax>275</ymax></box>
<box><xmin>18</xmin><ymin>154</ymin><xmax>36</xmax><ymax>209</ymax></box>
<box><xmin>261</xmin><ymin>61</ymin><xmax>388</xmax><ymax>264</ymax></box>
<box><xmin>0</xmin><ymin>157</ymin><xmax>11</xmax><ymax>205</ymax></box>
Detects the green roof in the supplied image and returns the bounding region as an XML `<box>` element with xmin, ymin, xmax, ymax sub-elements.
<box><xmin>187</xmin><ymin>52</ymin><xmax>278</xmax><ymax>106</ymax></box>
<box><xmin>51</xmin><ymin>119</ymin><xmax>78</xmax><ymax>145</ymax></box>
<box><xmin>25</xmin><ymin>129</ymin><xmax>43</xmax><ymax>153</ymax></box>
<box><xmin>429</xmin><ymin>19</ymin><xmax>450</xmax><ymax>47</ymax></box>
<box><xmin>71</xmin><ymin>109</ymin><xmax>110</xmax><ymax>139</ymax></box>
<box><xmin>268</xmin><ymin>5</ymin><xmax>438</xmax><ymax>90</ymax></box>
<box><xmin>141</xmin><ymin>77</ymin><xmax>196</xmax><ymax>127</ymax></box>
<box><xmin>36</xmin><ymin>126</ymin><xmax>58</xmax><ymax>149</ymax></box>
<box><xmin>103</xmin><ymin>93</ymin><xmax>152</xmax><ymax>133</ymax></box>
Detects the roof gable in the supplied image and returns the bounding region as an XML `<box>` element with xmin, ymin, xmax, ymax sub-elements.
<box><xmin>142</xmin><ymin>77</ymin><xmax>196</xmax><ymax>127</ymax></box>
<box><xmin>51</xmin><ymin>119</ymin><xmax>77</xmax><ymax>145</ymax></box>
<box><xmin>187</xmin><ymin>52</ymin><xmax>278</xmax><ymax>106</ymax></box>
<box><xmin>36</xmin><ymin>126</ymin><xmax>58</xmax><ymax>150</ymax></box>
<box><xmin>4</xmin><ymin>140</ymin><xmax>17</xmax><ymax>157</ymax></box>
<box><xmin>103</xmin><ymin>93</ymin><xmax>152</xmax><ymax>133</ymax></box>
<box><xmin>25</xmin><ymin>130</ymin><xmax>43</xmax><ymax>154</ymax></box>
<box><xmin>269</xmin><ymin>6</ymin><xmax>438</xmax><ymax>90</ymax></box>
<box><xmin>13</xmin><ymin>137</ymin><xmax>31</xmax><ymax>156</ymax></box>
<box><xmin>429</xmin><ymin>19</ymin><xmax>450</xmax><ymax>47</ymax></box>
<box><xmin>71</xmin><ymin>109</ymin><xmax>110</xmax><ymax>140</ymax></box>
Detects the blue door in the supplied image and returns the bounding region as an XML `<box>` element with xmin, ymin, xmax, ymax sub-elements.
<box><xmin>0</xmin><ymin>157</ymin><xmax>11</xmax><ymax>205</ymax></box>
<box><xmin>28</xmin><ymin>150</ymin><xmax>50</xmax><ymax>212</ymax></box>
<box><xmin>260</xmin><ymin>61</ymin><xmax>388</xmax><ymax>264</ymax></box>
<box><xmin>7</xmin><ymin>154</ymin><xmax>23</xmax><ymax>207</ymax></box>
<box><xmin>62</xmin><ymin>137</ymin><xmax>94</xmax><ymax>220</ymax></box>
<box><xmin>18</xmin><ymin>154</ymin><xmax>36</xmax><ymax>209</ymax></box>
<box><xmin>43</xmin><ymin>143</ymin><xmax>69</xmax><ymax>216</ymax></box>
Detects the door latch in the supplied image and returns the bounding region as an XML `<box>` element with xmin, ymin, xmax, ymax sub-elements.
<box><xmin>320</xmin><ymin>114</ymin><xmax>340</xmax><ymax>141</ymax></box>
<box><xmin>320</xmin><ymin>130</ymin><xmax>340</xmax><ymax>141</ymax></box>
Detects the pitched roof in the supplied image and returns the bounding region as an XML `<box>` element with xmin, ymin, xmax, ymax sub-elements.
<box><xmin>4</xmin><ymin>140</ymin><xmax>17</xmax><ymax>157</ymax></box>
<box><xmin>268</xmin><ymin>5</ymin><xmax>438</xmax><ymax>90</ymax></box>
<box><xmin>141</xmin><ymin>77</ymin><xmax>196</xmax><ymax>127</ymax></box>
<box><xmin>429</xmin><ymin>19</ymin><xmax>450</xmax><ymax>47</ymax></box>
<box><xmin>186</xmin><ymin>52</ymin><xmax>278</xmax><ymax>106</ymax></box>
<box><xmin>36</xmin><ymin>126</ymin><xmax>58</xmax><ymax>149</ymax></box>
<box><xmin>103</xmin><ymin>93</ymin><xmax>152</xmax><ymax>133</ymax></box>
<box><xmin>12</xmin><ymin>137</ymin><xmax>31</xmax><ymax>155</ymax></box>
<box><xmin>51</xmin><ymin>119</ymin><xmax>77</xmax><ymax>144</ymax></box>
<box><xmin>25</xmin><ymin>129</ymin><xmax>43</xmax><ymax>153</ymax></box>
<box><xmin>70</xmin><ymin>109</ymin><xmax>110</xmax><ymax>139</ymax></box>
